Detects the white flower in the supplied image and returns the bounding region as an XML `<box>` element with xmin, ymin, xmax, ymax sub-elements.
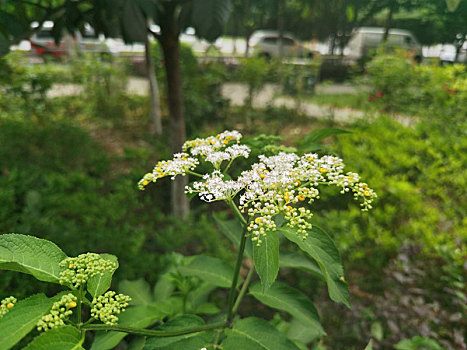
<box><xmin>225</xmin><ymin>144</ymin><xmax>251</xmax><ymax>159</ymax></box>
<box><xmin>206</xmin><ymin>151</ymin><xmax>231</xmax><ymax>169</ymax></box>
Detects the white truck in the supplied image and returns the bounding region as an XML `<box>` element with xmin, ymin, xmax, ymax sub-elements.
<box><xmin>346</xmin><ymin>27</ymin><xmax>423</xmax><ymax>63</ymax></box>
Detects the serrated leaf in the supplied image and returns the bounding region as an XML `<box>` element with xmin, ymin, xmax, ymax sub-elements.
<box><xmin>253</xmin><ymin>230</ymin><xmax>279</xmax><ymax>291</ymax></box>
<box><xmin>178</xmin><ymin>255</ymin><xmax>237</xmax><ymax>288</ymax></box>
<box><xmin>0</xmin><ymin>234</ymin><xmax>67</xmax><ymax>283</ymax></box>
<box><xmin>279</xmin><ymin>251</ymin><xmax>323</xmax><ymax>279</ymax></box>
<box><xmin>90</xmin><ymin>305</ymin><xmax>167</xmax><ymax>350</ymax></box>
<box><xmin>87</xmin><ymin>254</ymin><xmax>118</xmax><ymax>298</ymax></box>
<box><xmin>280</xmin><ymin>226</ymin><xmax>349</xmax><ymax>307</ymax></box>
<box><xmin>223</xmin><ymin>317</ymin><xmax>301</xmax><ymax>350</ymax></box>
<box><xmin>119</xmin><ymin>278</ymin><xmax>153</xmax><ymax>306</ymax></box>
<box><xmin>143</xmin><ymin>315</ymin><xmax>213</xmax><ymax>350</ymax></box>
<box><xmin>249</xmin><ymin>282</ymin><xmax>325</xmax><ymax>336</ymax></box>
<box><xmin>23</xmin><ymin>326</ymin><xmax>84</xmax><ymax>350</ymax></box>
<box><xmin>0</xmin><ymin>294</ymin><xmax>54</xmax><ymax>350</ymax></box>
<box><xmin>214</xmin><ymin>215</ymin><xmax>252</xmax><ymax>258</ymax></box>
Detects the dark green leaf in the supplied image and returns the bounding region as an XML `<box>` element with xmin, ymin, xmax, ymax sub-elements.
<box><xmin>214</xmin><ymin>215</ymin><xmax>252</xmax><ymax>258</ymax></box>
<box><xmin>153</xmin><ymin>273</ymin><xmax>175</xmax><ymax>302</ymax></box>
<box><xmin>0</xmin><ymin>33</ymin><xmax>10</xmax><ymax>56</ymax></box>
<box><xmin>178</xmin><ymin>255</ymin><xmax>237</xmax><ymax>288</ymax></box>
<box><xmin>253</xmin><ymin>230</ymin><xmax>279</xmax><ymax>291</ymax></box>
<box><xmin>23</xmin><ymin>326</ymin><xmax>84</xmax><ymax>350</ymax></box>
<box><xmin>279</xmin><ymin>251</ymin><xmax>323</xmax><ymax>279</ymax></box>
<box><xmin>0</xmin><ymin>294</ymin><xmax>55</xmax><ymax>350</ymax></box>
<box><xmin>223</xmin><ymin>317</ymin><xmax>300</xmax><ymax>350</ymax></box>
<box><xmin>191</xmin><ymin>0</ymin><xmax>232</xmax><ymax>42</ymax></box>
<box><xmin>87</xmin><ymin>254</ymin><xmax>118</xmax><ymax>298</ymax></box>
<box><xmin>249</xmin><ymin>282</ymin><xmax>325</xmax><ymax>336</ymax></box>
<box><xmin>300</xmin><ymin>128</ymin><xmax>350</xmax><ymax>152</ymax></box>
<box><xmin>143</xmin><ymin>315</ymin><xmax>212</xmax><ymax>350</ymax></box>
<box><xmin>0</xmin><ymin>234</ymin><xmax>67</xmax><ymax>283</ymax></box>
<box><xmin>119</xmin><ymin>278</ymin><xmax>153</xmax><ymax>306</ymax></box>
<box><xmin>280</xmin><ymin>226</ymin><xmax>350</xmax><ymax>307</ymax></box>
<box><xmin>128</xmin><ymin>337</ymin><xmax>146</xmax><ymax>350</ymax></box>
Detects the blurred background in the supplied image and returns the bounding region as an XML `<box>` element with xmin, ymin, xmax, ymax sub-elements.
<box><xmin>0</xmin><ymin>0</ymin><xmax>466</xmax><ymax>349</ymax></box>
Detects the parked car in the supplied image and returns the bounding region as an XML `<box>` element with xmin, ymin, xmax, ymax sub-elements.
<box><xmin>249</xmin><ymin>30</ymin><xmax>313</xmax><ymax>59</ymax></box>
<box><xmin>30</xmin><ymin>21</ymin><xmax>118</xmax><ymax>59</ymax></box>
<box><xmin>346</xmin><ymin>27</ymin><xmax>422</xmax><ymax>63</ymax></box>
<box><xmin>439</xmin><ymin>43</ymin><xmax>467</xmax><ymax>64</ymax></box>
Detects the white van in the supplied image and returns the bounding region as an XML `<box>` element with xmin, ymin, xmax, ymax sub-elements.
<box><xmin>346</xmin><ymin>27</ymin><xmax>422</xmax><ymax>63</ymax></box>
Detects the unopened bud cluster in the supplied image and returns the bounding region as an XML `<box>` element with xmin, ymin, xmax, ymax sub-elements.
<box><xmin>37</xmin><ymin>294</ymin><xmax>77</xmax><ymax>331</ymax></box>
<box><xmin>91</xmin><ymin>291</ymin><xmax>131</xmax><ymax>325</ymax></box>
<box><xmin>0</xmin><ymin>296</ymin><xmax>16</xmax><ymax>318</ymax></box>
<box><xmin>59</xmin><ymin>253</ymin><xmax>117</xmax><ymax>287</ymax></box>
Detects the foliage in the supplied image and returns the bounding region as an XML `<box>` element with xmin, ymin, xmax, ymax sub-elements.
<box><xmin>1</xmin><ymin>129</ymin><xmax>376</xmax><ymax>349</ymax></box>
<box><xmin>365</xmin><ymin>52</ymin><xmax>467</xmax><ymax>118</ymax></box>
<box><xmin>70</xmin><ymin>55</ymin><xmax>130</xmax><ymax>121</ymax></box>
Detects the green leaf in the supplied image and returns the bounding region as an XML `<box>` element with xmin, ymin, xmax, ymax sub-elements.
<box><xmin>279</xmin><ymin>251</ymin><xmax>323</xmax><ymax>279</ymax></box>
<box><xmin>178</xmin><ymin>255</ymin><xmax>237</xmax><ymax>288</ymax></box>
<box><xmin>119</xmin><ymin>278</ymin><xmax>153</xmax><ymax>306</ymax></box>
<box><xmin>153</xmin><ymin>273</ymin><xmax>175</xmax><ymax>302</ymax></box>
<box><xmin>143</xmin><ymin>315</ymin><xmax>212</xmax><ymax>350</ymax></box>
<box><xmin>24</xmin><ymin>326</ymin><xmax>84</xmax><ymax>350</ymax></box>
<box><xmin>0</xmin><ymin>234</ymin><xmax>67</xmax><ymax>283</ymax></box>
<box><xmin>91</xmin><ymin>305</ymin><xmax>167</xmax><ymax>350</ymax></box>
<box><xmin>364</xmin><ymin>339</ymin><xmax>374</xmax><ymax>350</ymax></box>
<box><xmin>191</xmin><ymin>0</ymin><xmax>232</xmax><ymax>42</ymax></box>
<box><xmin>280</xmin><ymin>226</ymin><xmax>350</xmax><ymax>307</ymax></box>
<box><xmin>214</xmin><ymin>215</ymin><xmax>252</xmax><ymax>258</ymax></box>
<box><xmin>128</xmin><ymin>337</ymin><xmax>147</xmax><ymax>350</ymax></box>
<box><xmin>371</xmin><ymin>322</ymin><xmax>383</xmax><ymax>341</ymax></box>
<box><xmin>253</xmin><ymin>230</ymin><xmax>279</xmax><ymax>291</ymax></box>
<box><xmin>87</xmin><ymin>254</ymin><xmax>118</xmax><ymax>298</ymax></box>
<box><xmin>249</xmin><ymin>282</ymin><xmax>325</xmax><ymax>337</ymax></box>
<box><xmin>223</xmin><ymin>317</ymin><xmax>301</xmax><ymax>350</ymax></box>
<box><xmin>0</xmin><ymin>294</ymin><xmax>55</xmax><ymax>350</ymax></box>
<box><xmin>299</xmin><ymin>128</ymin><xmax>350</xmax><ymax>152</ymax></box>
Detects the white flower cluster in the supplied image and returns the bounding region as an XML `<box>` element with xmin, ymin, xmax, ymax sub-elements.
<box><xmin>138</xmin><ymin>153</ymin><xmax>199</xmax><ymax>190</ymax></box>
<box><xmin>139</xmin><ymin>130</ymin><xmax>250</xmax><ymax>192</ymax></box>
<box><xmin>0</xmin><ymin>296</ymin><xmax>16</xmax><ymax>318</ymax></box>
<box><xmin>187</xmin><ymin>171</ymin><xmax>245</xmax><ymax>202</ymax></box>
<box><xmin>37</xmin><ymin>294</ymin><xmax>77</xmax><ymax>331</ymax></box>
<box><xmin>237</xmin><ymin>152</ymin><xmax>376</xmax><ymax>244</ymax></box>
<box><xmin>140</xmin><ymin>132</ymin><xmax>376</xmax><ymax>246</ymax></box>
<box><xmin>91</xmin><ymin>291</ymin><xmax>131</xmax><ymax>325</ymax></box>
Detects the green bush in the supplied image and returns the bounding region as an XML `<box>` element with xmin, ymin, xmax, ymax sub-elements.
<box><xmin>366</xmin><ymin>52</ymin><xmax>467</xmax><ymax>118</ymax></box>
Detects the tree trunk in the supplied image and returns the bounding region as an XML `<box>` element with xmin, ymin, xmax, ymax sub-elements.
<box><xmin>277</xmin><ymin>0</ymin><xmax>285</xmax><ymax>59</ymax></box>
<box><xmin>159</xmin><ymin>19</ymin><xmax>189</xmax><ymax>219</ymax></box>
<box><xmin>383</xmin><ymin>3</ymin><xmax>395</xmax><ymax>43</ymax></box>
<box><xmin>145</xmin><ymin>36</ymin><xmax>162</xmax><ymax>136</ymax></box>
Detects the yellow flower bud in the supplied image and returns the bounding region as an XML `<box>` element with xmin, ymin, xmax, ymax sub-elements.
<box><xmin>260</xmin><ymin>174</ymin><xmax>265</xmax><ymax>179</ymax></box>
<box><xmin>255</xmin><ymin>217</ymin><xmax>263</xmax><ymax>224</ymax></box>
<box><xmin>319</xmin><ymin>168</ymin><xmax>327</xmax><ymax>173</ymax></box>
<box><xmin>6</xmin><ymin>303</ymin><xmax>14</xmax><ymax>309</ymax></box>
<box><xmin>298</xmin><ymin>195</ymin><xmax>305</xmax><ymax>201</ymax></box>
<box><xmin>68</xmin><ymin>301</ymin><xmax>77</xmax><ymax>309</ymax></box>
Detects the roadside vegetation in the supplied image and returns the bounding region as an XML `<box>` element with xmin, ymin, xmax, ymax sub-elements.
<box><xmin>0</xmin><ymin>46</ymin><xmax>465</xmax><ymax>349</ymax></box>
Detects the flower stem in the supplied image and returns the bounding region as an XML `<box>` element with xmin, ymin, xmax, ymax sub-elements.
<box><xmin>186</xmin><ymin>170</ymin><xmax>204</xmax><ymax>178</ymax></box>
<box><xmin>226</xmin><ymin>224</ymin><xmax>248</xmax><ymax>326</ymax></box>
<box><xmin>232</xmin><ymin>266</ymin><xmax>254</xmax><ymax>316</ymax></box>
<box><xmin>228</xmin><ymin>200</ymin><xmax>247</xmax><ymax>226</ymax></box>
<box><xmin>82</xmin><ymin>321</ymin><xmax>227</xmax><ymax>337</ymax></box>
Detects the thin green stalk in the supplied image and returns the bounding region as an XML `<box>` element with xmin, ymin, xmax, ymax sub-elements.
<box><xmin>223</xmin><ymin>158</ymin><xmax>235</xmax><ymax>174</ymax></box>
<box><xmin>77</xmin><ymin>285</ymin><xmax>83</xmax><ymax>327</ymax></box>
<box><xmin>226</xmin><ymin>224</ymin><xmax>248</xmax><ymax>326</ymax></box>
<box><xmin>227</xmin><ymin>199</ymin><xmax>247</xmax><ymax>225</ymax></box>
<box><xmin>186</xmin><ymin>170</ymin><xmax>204</xmax><ymax>178</ymax></box>
<box><xmin>82</xmin><ymin>321</ymin><xmax>227</xmax><ymax>337</ymax></box>
<box><xmin>232</xmin><ymin>266</ymin><xmax>254</xmax><ymax>315</ymax></box>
